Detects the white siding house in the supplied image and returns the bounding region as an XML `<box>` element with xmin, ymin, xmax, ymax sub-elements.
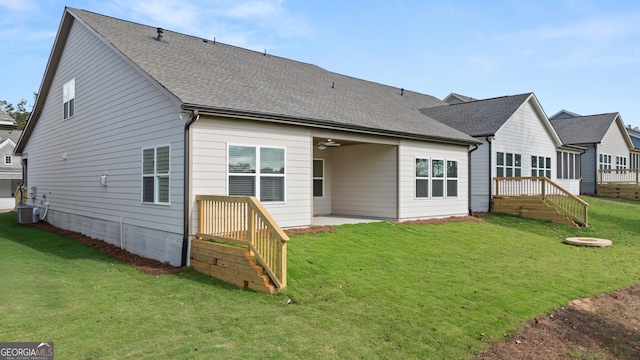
<box><xmin>16</xmin><ymin>8</ymin><xmax>478</xmax><ymax>267</ymax></box>
<box><xmin>0</xmin><ymin>113</ymin><xmax>22</xmax><ymax>205</ymax></box>
<box><xmin>423</xmin><ymin>93</ymin><xmax>580</xmax><ymax>212</ymax></box>
<box><xmin>550</xmin><ymin>112</ymin><xmax>633</xmax><ymax>194</ymax></box>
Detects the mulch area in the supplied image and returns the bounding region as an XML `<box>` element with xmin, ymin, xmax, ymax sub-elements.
<box><xmin>24</xmin><ymin>221</ymin><xmax>181</xmax><ymax>275</ymax></box>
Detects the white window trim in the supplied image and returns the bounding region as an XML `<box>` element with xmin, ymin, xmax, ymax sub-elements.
<box><xmin>313</xmin><ymin>158</ymin><xmax>324</xmax><ymax>198</ymax></box>
<box><xmin>415</xmin><ymin>157</ymin><xmax>430</xmax><ymax>199</ymax></box>
<box><xmin>227</xmin><ymin>144</ymin><xmax>286</xmax><ymax>203</ymax></box>
<box><xmin>415</xmin><ymin>157</ymin><xmax>458</xmax><ymax>199</ymax></box>
<box><xmin>532</xmin><ymin>155</ymin><xmax>551</xmax><ymax>178</ymax></box>
<box><xmin>496</xmin><ymin>152</ymin><xmax>522</xmax><ymax>177</ymax></box>
<box><xmin>4</xmin><ymin>155</ymin><xmax>11</xmax><ymax>165</ymax></box>
<box><xmin>63</xmin><ymin>78</ymin><xmax>75</xmax><ymax>120</ymax></box>
<box><xmin>615</xmin><ymin>155</ymin><xmax>627</xmax><ymax>169</ymax></box>
<box><xmin>446</xmin><ymin>160</ymin><xmax>459</xmax><ymax>198</ymax></box>
<box><xmin>141</xmin><ymin>145</ymin><xmax>171</xmax><ymax>205</ymax></box>
<box><xmin>599</xmin><ymin>153</ymin><xmax>612</xmax><ymax>170</ymax></box>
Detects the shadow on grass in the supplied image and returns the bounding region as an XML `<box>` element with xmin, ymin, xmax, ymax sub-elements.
<box><xmin>1</xmin><ymin>212</ymin><xmax>275</xmax><ymax>295</ymax></box>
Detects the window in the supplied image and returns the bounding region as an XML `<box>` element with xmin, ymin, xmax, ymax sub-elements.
<box><xmin>496</xmin><ymin>152</ymin><xmax>521</xmax><ymax>177</ymax></box>
<box><xmin>228</xmin><ymin>145</ymin><xmax>285</xmax><ymax>202</ymax></box>
<box><xmin>432</xmin><ymin>159</ymin><xmax>444</xmax><ymax>197</ymax></box>
<box><xmin>415</xmin><ymin>158</ymin><xmax>458</xmax><ymax>198</ymax></box>
<box><xmin>599</xmin><ymin>154</ymin><xmax>612</xmax><ymax>169</ymax></box>
<box><xmin>313</xmin><ymin>159</ymin><xmax>324</xmax><ymax>197</ymax></box>
<box><xmin>446</xmin><ymin>160</ymin><xmax>458</xmax><ymax>197</ymax></box>
<box><xmin>415</xmin><ymin>158</ymin><xmax>429</xmax><ymax>198</ymax></box>
<box><xmin>63</xmin><ymin>78</ymin><xmax>75</xmax><ymax>119</ymax></box>
<box><xmin>4</xmin><ymin>155</ymin><xmax>11</xmax><ymax>165</ymax></box>
<box><xmin>142</xmin><ymin>146</ymin><xmax>170</xmax><ymax>204</ymax></box>
<box><xmin>557</xmin><ymin>151</ymin><xmax>580</xmax><ymax>179</ymax></box>
<box><xmin>532</xmin><ymin>156</ymin><xmax>551</xmax><ymax>178</ymax></box>
<box><xmin>616</xmin><ymin>156</ymin><xmax>627</xmax><ymax>169</ymax></box>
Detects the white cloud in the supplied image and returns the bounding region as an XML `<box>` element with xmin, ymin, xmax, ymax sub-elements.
<box><xmin>108</xmin><ymin>0</ymin><xmax>309</xmax><ymax>50</ymax></box>
<box><xmin>0</xmin><ymin>0</ymin><xmax>37</xmax><ymax>11</ymax></box>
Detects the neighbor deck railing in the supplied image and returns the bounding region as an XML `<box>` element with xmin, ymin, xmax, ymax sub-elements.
<box><xmin>598</xmin><ymin>168</ymin><xmax>640</xmax><ymax>184</ymax></box>
<box><xmin>494</xmin><ymin>176</ymin><xmax>589</xmax><ymax>227</ymax></box>
<box><xmin>196</xmin><ymin>195</ymin><xmax>289</xmax><ymax>289</ymax></box>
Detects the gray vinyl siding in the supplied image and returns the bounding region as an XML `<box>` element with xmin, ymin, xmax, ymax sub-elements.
<box><xmin>331</xmin><ymin>143</ymin><xmax>397</xmax><ymax>219</ymax></box>
<box><xmin>580</xmin><ymin>146</ymin><xmax>597</xmax><ymax>194</ymax></box>
<box><xmin>22</xmin><ymin>20</ymin><xmax>184</xmax><ymax>265</ymax></box>
<box><xmin>191</xmin><ymin>116</ymin><xmax>312</xmax><ymax>228</ymax></box>
<box><xmin>398</xmin><ymin>140</ymin><xmax>469</xmax><ymax>220</ymax></box>
<box><xmin>470</xmin><ymin>139</ymin><xmax>490</xmax><ymax>212</ymax></box>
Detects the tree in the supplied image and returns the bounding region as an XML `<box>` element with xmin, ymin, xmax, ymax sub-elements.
<box><xmin>0</xmin><ymin>94</ymin><xmax>35</xmax><ymax>130</ymax></box>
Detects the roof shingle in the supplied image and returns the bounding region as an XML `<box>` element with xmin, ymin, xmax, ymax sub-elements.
<box><xmin>69</xmin><ymin>8</ymin><xmax>477</xmax><ymax>144</ymax></box>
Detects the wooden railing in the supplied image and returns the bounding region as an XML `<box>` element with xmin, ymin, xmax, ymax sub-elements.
<box><xmin>598</xmin><ymin>168</ymin><xmax>640</xmax><ymax>184</ymax></box>
<box><xmin>196</xmin><ymin>195</ymin><xmax>289</xmax><ymax>289</ymax></box>
<box><xmin>494</xmin><ymin>176</ymin><xmax>589</xmax><ymax>227</ymax></box>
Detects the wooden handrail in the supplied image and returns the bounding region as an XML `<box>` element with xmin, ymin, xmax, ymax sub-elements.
<box><xmin>196</xmin><ymin>195</ymin><xmax>288</xmax><ymax>289</ymax></box>
<box><xmin>494</xmin><ymin>176</ymin><xmax>588</xmax><ymax>226</ymax></box>
<box><xmin>598</xmin><ymin>168</ymin><xmax>640</xmax><ymax>185</ymax></box>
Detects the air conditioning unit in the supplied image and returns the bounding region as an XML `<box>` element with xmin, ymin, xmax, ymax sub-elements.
<box><xmin>17</xmin><ymin>206</ymin><xmax>39</xmax><ymax>224</ymax></box>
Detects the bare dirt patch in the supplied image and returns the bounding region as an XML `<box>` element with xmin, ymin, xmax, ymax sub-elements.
<box><xmin>398</xmin><ymin>215</ymin><xmax>486</xmax><ymax>225</ymax></box>
<box><xmin>475</xmin><ymin>285</ymin><xmax>640</xmax><ymax>359</ymax></box>
<box><xmin>24</xmin><ymin>221</ymin><xmax>181</xmax><ymax>275</ymax></box>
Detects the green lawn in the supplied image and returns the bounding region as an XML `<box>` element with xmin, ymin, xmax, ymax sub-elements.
<box><xmin>1</xmin><ymin>196</ymin><xmax>639</xmax><ymax>359</ymax></box>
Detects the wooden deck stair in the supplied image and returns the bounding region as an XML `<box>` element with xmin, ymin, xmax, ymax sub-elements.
<box><xmin>190</xmin><ymin>238</ymin><xmax>276</xmax><ymax>294</ymax></box>
<box><xmin>492</xmin><ymin>196</ymin><xmax>579</xmax><ymax>227</ymax></box>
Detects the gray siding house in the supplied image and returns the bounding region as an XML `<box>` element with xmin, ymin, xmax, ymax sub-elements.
<box><xmin>550</xmin><ymin>112</ymin><xmax>635</xmax><ymax>194</ymax></box>
<box><xmin>422</xmin><ymin>93</ymin><xmax>582</xmax><ymax>212</ymax></box>
<box><xmin>15</xmin><ymin>8</ymin><xmax>478</xmax><ymax>266</ymax></box>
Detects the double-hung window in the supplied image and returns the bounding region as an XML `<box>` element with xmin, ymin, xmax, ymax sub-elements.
<box><xmin>496</xmin><ymin>152</ymin><xmax>521</xmax><ymax>177</ymax></box>
<box><xmin>415</xmin><ymin>158</ymin><xmax>458</xmax><ymax>198</ymax></box>
<box><xmin>228</xmin><ymin>145</ymin><xmax>285</xmax><ymax>202</ymax></box>
<box><xmin>616</xmin><ymin>156</ymin><xmax>627</xmax><ymax>169</ymax></box>
<box><xmin>415</xmin><ymin>158</ymin><xmax>430</xmax><ymax>198</ymax></box>
<box><xmin>63</xmin><ymin>78</ymin><xmax>75</xmax><ymax>119</ymax></box>
<box><xmin>599</xmin><ymin>154</ymin><xmax>612</xmax><ymax>169</ymax></box>
<box><xmin>446</xmin><ymin>160</ymin><xmax>458</xmax><ymax>197</ymax></box>
<box><xmin>142</xmin><ymin>146</ymin><xmax>170</xmax><ymax>204</ymax></box>
<box><xmin>313</xmin><ymin>159</ymin><xmax>324</xmax><ymax>197</ymax></box>
<box><xmin>532</xmin><ymin>156</ymin><xmax>551</xmax><ymax>178</ymax></box>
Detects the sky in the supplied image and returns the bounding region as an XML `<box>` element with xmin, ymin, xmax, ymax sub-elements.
<box><xmin>1</xmin><ymin>0</ymin><xmax>640</xmax><ymax>127</ymax></box>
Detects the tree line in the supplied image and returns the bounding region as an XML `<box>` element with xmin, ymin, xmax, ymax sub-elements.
<box><xmin>1</xmin><ymin>95</ymin><xmax>36</xmax><ymax>130</ymax></box>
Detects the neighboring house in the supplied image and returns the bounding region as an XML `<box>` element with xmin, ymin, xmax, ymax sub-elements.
<box><xmin>442</xmin><ymin>93</ymin><xmax>476</xmax><ymax>105</ymax></box>
<box><xmin>0</xmin><ymin>111</ymin><xmax>22</xmax><ymax>205</ymax></box>
<box><xmin>15</xmin><ymin>8</ymin><xmax>479</xmax><ymax>267</ymax></box>
<box><xmin>550</xmin><ymin>112</ymin><xmax>635</xmax><ymax>194</ymax></box>
<box><xmin>625</xmin><ymin>126</ymin><xmax>640</xmax><ymax>168</ymax></box>
<box><xmin>421</xmin><ymin>93</ymin><xmax>582</xmax><ymax>212</ymax></box>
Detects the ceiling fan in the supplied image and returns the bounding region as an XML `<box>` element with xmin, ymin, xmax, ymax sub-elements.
<box><xmin>317</xmin><ymin>139</ymin><xmax>341</xmax><ymax>150</ymax></box>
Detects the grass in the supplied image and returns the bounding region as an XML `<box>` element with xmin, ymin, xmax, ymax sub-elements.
<box><xmin>1</xmin><ymin>196</ymin><xmax>640</xmax><ymax>359</ymax></box>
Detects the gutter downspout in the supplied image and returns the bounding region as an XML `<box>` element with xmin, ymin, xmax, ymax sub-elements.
<box><xmin>486</xmin><ymin>136</ymin><xmax>493</xmax><ymax>212</ymax></box>
<box><xmin>181</xmin><ymin>110</ymin><xmax>199</xmax><ymax>267</ymax></box>
<box><xmin>468</xmin><ymin>144</ymin><xmax>480</xmax><ymax>214</ymax></box>
<box><xmin>594</xmin><ymin>143</ymin><xmax>599</xmax><ymax>195</ymax></box>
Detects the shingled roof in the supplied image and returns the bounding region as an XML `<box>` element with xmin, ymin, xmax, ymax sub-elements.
<box><xmin>419</xmin><ymin>93</ymin><xmax>534</xmax><ymax>137</ymax></box>
<box><xmin>39</xmin><ymin>8</ymin><xmax>474</xmax><ymax>145</ymax></box>
<box><xmin>550</xmin><ymin>113</ymin><xmax>623</xmax><ymax>145</ymax></box>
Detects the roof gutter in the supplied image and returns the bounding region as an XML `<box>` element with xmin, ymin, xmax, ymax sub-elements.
<box><xmin>181</xmin><ymin>103</ymin><xmax>480</xmax><ymax>146</ymax></box>
<box><xmin>181</xmin><ymin>109</ymin><xmax>199</xmax><ymax>267</ymax></box>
